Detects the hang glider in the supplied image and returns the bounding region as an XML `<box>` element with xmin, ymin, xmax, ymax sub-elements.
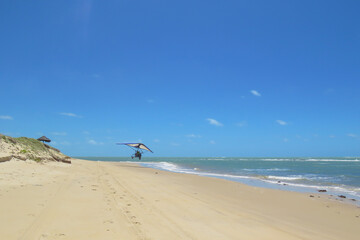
<box><xmin>116</xmin><ymin>143</ymin><xmax>153</xmax><ymax>160</ymax></box>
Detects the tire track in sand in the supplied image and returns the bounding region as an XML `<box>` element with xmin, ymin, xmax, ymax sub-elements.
<box><xmin>96</xmin><ymin>161</ymin><xmax>148</xmax><ymax>240</ymax></box>
<box><xmin>18</xmin><ymin>174</ymin><xmax>73</xmax><ymax>240</ymax></box>
<box><xmin>98</xmin><ymin>163</ymin><xmax>196</xmax><ymax>240</ymax></box>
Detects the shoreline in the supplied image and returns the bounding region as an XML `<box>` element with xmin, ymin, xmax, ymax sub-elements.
<box><xmin>1</xmin><ymin>158</ymin><xmax>359</xmax><ymax>239</ymax></box>
<box><xmin>137</xmin><ymin>161</ymin><xmax>360</xmax><ymax>206</ymax></box>
<box><xmin>77</xmin><ymin>157</ymin><xmax>360</xmax><ymax>205</ymax></box>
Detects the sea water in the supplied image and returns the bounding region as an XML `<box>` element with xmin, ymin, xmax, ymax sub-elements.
<box><xmin>77</xmin><ymin>157</ymin><xmax>360</xmax><ymax>202</ymax></box>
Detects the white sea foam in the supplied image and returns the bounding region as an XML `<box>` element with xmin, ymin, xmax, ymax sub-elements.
<box><xmin>204</xmin><ymin>158</ymin><xmax>227</xmax><ymax>161</ymax></box>
<box><xmin>304</xmin><ymin>159</ymin><xmax>360</xmax><ymax>162</ymax></box>
<box><xmin>261</xmin><ymin>158</ymin><xmax>294</xmax><ymax>161</ymax></box>
<box><xmin>139</xmin><ymin>162</ymin><xmax>256</xmax><ymax>180</ymax></box>
<box><xmin>266</xmin><ymin>175</ymin><xmax>304</xmax><ymax>181</ymax></box>
<box><xmin>243</xmin><ymin>168</ymin><xmax>289</xmax><ymax>172</ymax></box>
<box><xmin>258</xmin><ymin>158</ymin><xmax>360</xmax><ymax>162</ymax></box>
<box><xmin>141</xmin><ymin>162</ymin><xmax>183</xmax><ymax>172</ymax></box>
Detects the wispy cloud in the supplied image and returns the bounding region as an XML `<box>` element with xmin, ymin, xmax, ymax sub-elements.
<box><xmin>236</xmin><ymin>121</ymin><xmax>247</xmax><ymax>127</ymax></box>
<box><xmin>51</xmin><ymin>132</ymin><xmax>67</xmax><ymax>136</ymax></box>
<box><xmin>88</xmin><ymin>139</ymin><xmax>104</xmax><ymax>145</ymax></box>
<box><xmin>206</xmin><ymin>118</ymin><xmax>223</xmax><ymax>127</ymax></box>
<box><xmin>347</xmin><ymin>133</ymin><xmax>358</xmax><ymax>138</ymax></box>
<box><xmin>276</xmin><ymin>120</ymin><xmax>287</xmax><ymax>125</ymax></box>
<box><xmin>52</xmin><ymin>141</ymin><xmax>71</xmax><ymax>146</ymax></box>
<box><xmin>250</xmin><ymin>90</ymin><xmax>261</xmax><ymax>97</ymax></box>
<box><xmin>210</xmin><ymin>140</ymin><xmax>216</xmax><ymax>144</ymax></box>
<box><xmin>171</xmin><ymin>142</ymin><xmax>180</xmax><ymax>146</ymax></box>
<box><xmin>147</xmin><ymin>99</ymin><xmax>155</xmax><ymax>104</ymax></box>
<box><xmin>59</xmin><ymin>112</ymin><xmax>82</xmax><ymax>118</ymax></box>
<box><xmin>0</xmin><ymin>115</ymin><xmax>13</xmax><ymax>120</ymax></box>
<box><xmin>186</xmin><ymin>134</ymin><xmax>201</xmax><ymax>138</ymax></box>
<box><xmin>153</xmin><ymin>139</ymin><xmax>160</xmax><ymax>143</ymax></box>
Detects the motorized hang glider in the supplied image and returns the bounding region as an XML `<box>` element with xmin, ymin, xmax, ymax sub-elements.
<box><xmin>116</xmin><ymin>143</ymin><xmax>153</xmax><ymax>160</ymax></box>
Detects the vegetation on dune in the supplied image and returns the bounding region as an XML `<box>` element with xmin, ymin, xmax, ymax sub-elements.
<box><xmin>0</xmin><ymin>134</ymin><xmax>70</xmax><ymax>163</ymax></box>
<box><xmin>16</xmin><ymin>137</ymin><xmax>48</xmax><ymax>153</ymax></box>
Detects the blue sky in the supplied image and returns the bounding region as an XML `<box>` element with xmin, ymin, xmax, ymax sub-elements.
<box><xmin>0</xmin><ymin>0</ymin><xmax>359</xmax><ymax>157</ymax></box>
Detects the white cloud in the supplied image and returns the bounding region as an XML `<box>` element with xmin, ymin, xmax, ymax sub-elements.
<box><xmin>147</xmin><ymin>99</ymin><xmax>155</xmax><ymax>103</ymax></box>
<box><xmin>0</xmin><ymin>115</ymin><xmax>13</xmax><ymax>120</ymax></box>
<box><xmin>276</xmin><ymin>120</ymin><xmax>287</xmax><ymax>125</ymax></box>
<box><xmin>121</xmin><ymin>139</ymin><xmax>143</xmax><ymax>143</ymax></box>
<box><xmin>347</xmin><ymin>133</ymin><xmax>358</xmax><ymax>138</ymax></box>
<box><xmin>206</xmin><ymin>118</ymin><xmax>223</xmax><ymax>127</ymax></box>
<box><xmin>283</xmin><ymin>138</ymin><xmax>289</xmax><ymax>142</ymax></box>
<box><xmin>250</xmin><ymin>90</ymin><xmax>261</xmax><ymax>97</ymax></box>
<box><xmin>52</xmin><ymin>141</ymin><xmax>70</xmax><ymax>146</ymax></box>
<box><xmin>59</xmin><ymin>112</ymin><xmax>81</xmax><ymax>118</ymax></box>
<box><xmin>51</xmin><ymin>132</ymin><xmax>67</xmax><ymax>136</ymax></box>
<box><xmin>154</xmin><ymin>139</ymin><xmax>160</xmax><ymax>143</ymax></box>
<box><xmin>186</xmin><ymin>134</ymin><xmax>201</xmax><ymax>138</ymax></box>
<box><xmin>88</xmin><ymin>139</ymin><xmax>104</xmax><ymax>145</ymax></box>
<box><xmin>171</xmin><ymin>142</ymin><xmax>180</xmax><ymax>146</ymax></box>
<box><xmin>210</xmin><ymin>140</ymin><xmax>216</xmax><ymax>144</ymax></box>
<box><xmin>236</xmin><ymin>121</ymin><xmax>247</xmax><ymax>127</ymax></box>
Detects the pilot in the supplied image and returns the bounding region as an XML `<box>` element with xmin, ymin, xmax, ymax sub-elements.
<box><xmin>135</xmin><ymin>150</ymin><xmax>142</xmax><ymax>160</ymax></box>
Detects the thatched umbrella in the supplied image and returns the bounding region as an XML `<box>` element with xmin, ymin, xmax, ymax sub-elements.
<box><xmin>37</xmin><ymin>136</ymin><xmax>51</xmax><ymax>143</ymax></box>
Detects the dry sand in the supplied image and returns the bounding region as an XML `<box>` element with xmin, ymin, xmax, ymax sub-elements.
<box><xmin>0</xmin><ymin>159</ymin><xmax>359</xmax><ymax>240</ymax></box>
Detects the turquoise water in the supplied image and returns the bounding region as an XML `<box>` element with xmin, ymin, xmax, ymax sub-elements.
<box><xmin>77</xmin><ymin>156</ymin><xmax>360</xmax><ymax>202</ymax></box>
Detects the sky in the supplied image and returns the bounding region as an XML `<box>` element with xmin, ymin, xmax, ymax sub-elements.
<box><xmin>0</xmin><ymin>0</ymin><xmax>359</xmax><ymax>157</ymax></box>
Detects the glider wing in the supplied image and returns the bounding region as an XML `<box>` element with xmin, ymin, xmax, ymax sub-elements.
<box><xmin>117</xmin><ymin>143</ymin><xmax>153</xmax><ymax>153</ymax></box>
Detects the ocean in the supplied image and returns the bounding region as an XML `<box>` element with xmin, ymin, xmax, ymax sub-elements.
<box><xmin>76</xmin><ymin>157</ymin><xmax>360</xmax><ymax>202</ymax></box>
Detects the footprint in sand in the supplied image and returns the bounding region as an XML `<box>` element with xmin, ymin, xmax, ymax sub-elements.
<box><xmin>40</xmin><ymin>233</ymin><xmax>48</xmax><ymax>239</ymax></box>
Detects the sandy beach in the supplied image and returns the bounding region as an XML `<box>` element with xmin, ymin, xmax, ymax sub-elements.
<box><xmin>0</xmin><ymin>159</ymin><xmax>359</xmax><ymax>240</ymax></box>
